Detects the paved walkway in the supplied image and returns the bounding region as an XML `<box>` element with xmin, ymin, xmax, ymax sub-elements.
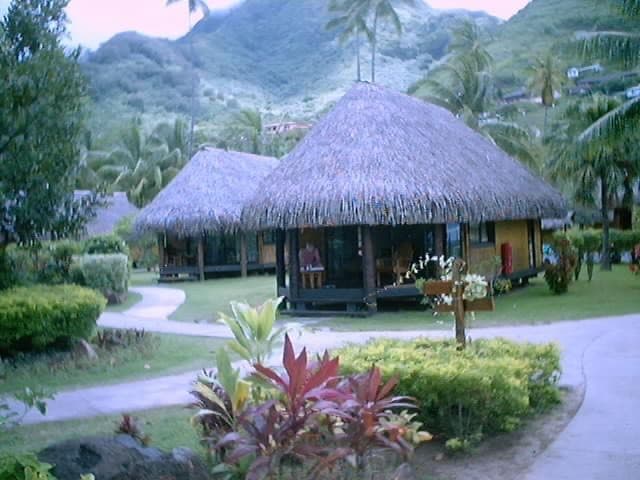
<box><xmin>98</xmin><ymin>286</ymin><xmax>234</xmax><ymax>338</ymax></box>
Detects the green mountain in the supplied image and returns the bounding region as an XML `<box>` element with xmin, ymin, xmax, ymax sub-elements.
<box><xmin>82</xmin><ymin>0</ymin><xmax>499</xmax><ymax>131</ymax></box>
<box><xmin>489</xmin><ymin>0</ymin><xmax>634</xmax><ymax>88</ymax></box>
<box><xmin>83</xmin><ymin>0</ymin><xmax>631</xmax><ymax>135</ymax></box>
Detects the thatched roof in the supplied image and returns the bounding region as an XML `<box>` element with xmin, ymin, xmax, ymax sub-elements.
<box><xmin>243</xmin><ymin>83</ymin><xmax>567</xmax><ymax>230</ymax></box>
<box><xmin>135</xmin><ymin>148</ymin><xmax>277</xmax><ymax>236</ymax></box>
<box><xmin>74</xmin><ymin>190</ymin><xmax>138</xmax><ymax>237</ymax></box>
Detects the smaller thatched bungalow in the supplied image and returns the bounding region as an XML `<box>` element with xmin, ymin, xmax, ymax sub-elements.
<box><xmin>135</xmin><ymin>148</ymin><xmax>278</xmax><ymax>281</ymax></box>
<box><xmin>74</xmin><ymin>191</ymin><xmax>138</xmax><ymax>238</ymax></box>
<box><xmin>243</xmin><ymin>83</ymin><xmax>567</xmax><ymax>314</ymax></box>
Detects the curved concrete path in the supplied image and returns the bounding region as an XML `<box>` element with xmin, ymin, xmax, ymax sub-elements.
<box><xmin>98</xmin><ymin>286</ymin><xmax>234</xmax><ymax>338</ymax></box>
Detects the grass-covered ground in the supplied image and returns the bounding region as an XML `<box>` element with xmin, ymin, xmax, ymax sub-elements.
<box><xmin>320</xmin><ymin>266</ymin><xmax>640</xmax><ymax>331</ymax></box>
<box><xmin>0</xmin><ymin>406</ymin><xmax>200</xmax><ymax>457</ymax></box>
<box><xmin>128</xmin><ymin>271</ymin><xmax>278</xmax><ymax>323</ymax></box>
<box><xmin>0</xmin><ymin>335</ymin><xmax>225</xmax><ymax>394</ymax></box>
<box><xmin>135</xmin><ymin>267</ymin><xmax>640</xmax><ymax>331</ymax></box>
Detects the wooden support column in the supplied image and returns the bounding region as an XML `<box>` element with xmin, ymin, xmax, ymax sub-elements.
<box><xmin>240</xmin><ymin>232</ymin><xmax>248</xmax><ymax>278</ymax></box>
<box><xmin>361</xmin><ymin>225</ymin><xmax>377</xmax><ymax>314</ymax></box>
<box><xmin>275</xmin><ymin>229</ymin><xmax>286</xmax><ymax>289</ymax></box>
<box><xmin>158</xmin><ymin>233</ymin><xmax>166</xmax><ymax>268</ymax></box>
<box><xmin>434</xmin><ymin>224</ymin><xmax>445</xmax><ymax>256</ymax></box>
<box><xmin>288</xmin><ymin>229</ymin><xmax>301</xmax><ymax>304</ymax></box>
<box><xmin>197</xmin><ymin>235</ymin><xmax>205</xmax><ymax>281</ymax></box>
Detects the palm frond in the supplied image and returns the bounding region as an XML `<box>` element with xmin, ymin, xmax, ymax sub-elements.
<box><xmin>578</xmin><ymin>96</ymin><xmax>640</xmax><ymax>143</ymax></box>
<box><xmin>578</xmin><ymin>30</ymin><xmax>640</xmax><ymax>69</ymax></box>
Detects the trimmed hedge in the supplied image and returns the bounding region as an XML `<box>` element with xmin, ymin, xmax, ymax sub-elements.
<box><xmin>0</xmin><ymin>285</ymin><xmax>106</xmax><ymax>355</ymax></box>
<box><xmin>71</xmin><ymin>254</ymin><xmax>129</xmax><ymax>304</ymax></box>
<box><xmin>338</xmin><ymin>338</ymin><xmax>561</xmax><ymax>446</ymax></box>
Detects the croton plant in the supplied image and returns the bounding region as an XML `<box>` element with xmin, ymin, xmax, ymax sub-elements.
<box><xmin>191</xmin><ymin>335</ymin><xmax>431</xmax><ymax>480</ymax></box>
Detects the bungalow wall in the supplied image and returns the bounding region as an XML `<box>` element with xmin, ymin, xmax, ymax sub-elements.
<box><xmin>467</xmin><ymin>219</ymin><xmax>542</xmax><ymax>278</ymax></box>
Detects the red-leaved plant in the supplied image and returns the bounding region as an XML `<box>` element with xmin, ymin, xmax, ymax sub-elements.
<box><xmin>208</xmin><ymin>335</ymin><xmax>430</xmax><ymax>480</ymax></box>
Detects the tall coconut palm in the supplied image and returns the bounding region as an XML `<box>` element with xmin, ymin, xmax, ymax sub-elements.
<box><xmin>547</xmin><ymin>95</ymin><xmax>639</xmax><ymax>270</ymax></box>
<box><xmin>528</xmin><ymin>53</ymin><xmax>564</xmax><ymax>137</ymax></box>
<box><xmin>165</xmin><ymin>0</ymin><xmax>209</xmax><ymax>158</ymax></box>
<box><xmin>367</xmin><ymin>0</ymin><xmax>414</xmax><ymax>83</ymax></box>
<box><xmin>577</xmin><ymin>0</ymin><xmax>640</xmax><ymax>141</ymax></box>
<box><xmin>326</xmin><ymin>0</ymin><xmax>370</xmax><ymax>82</ymax></box>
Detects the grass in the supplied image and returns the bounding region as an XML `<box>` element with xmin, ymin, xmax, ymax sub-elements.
<box><xmin>317</xmin><ymin>266</ymin><xmax>640</xmax><ymax>331</ymax></box>
<box><xmin>126</xmin><ymin>271</ymin><xmax>277</xmax><ymax>323</ymax></box>
<box><xmin>168</xmin><ymin>275</ymin><xmax>277</xmax><ymax>323</ymax></box>
<box><xmin>0</xmin><ymin>334</ymin><xmax>225</xmax><ymax>394</ymax></box>
<box><xmin>0</xmin><ymin>406</ymin><xmax>199</xmax><ymax>456</ymax></box>
<box><xmin>105</xmin><ymin>291</ymin><xmax>143</xmax><ymax>313</ymax></box>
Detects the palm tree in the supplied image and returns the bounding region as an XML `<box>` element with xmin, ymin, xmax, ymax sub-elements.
<box><xmin>326</xmin><ymin>0</ymin><xmax>370</xmax><ymax>82</ymax></box>
<box><xmin>224</xmin><ymin>109</ymin><xmax>264</xmax><ymax>154</ymax></box>
<box><xmin>547</xmin><ymin>95</ymin><xmax>639</xmax><ymax>270</ymax></box>
<box><xmin>419</xmin><ymin>23</ymin><xmax>537</xmax><ymax>168</ymax></box>
<box><xmin>577</xmin><ymin>0</ymin><xmax>640</xmax><ymax>141</ymax></box>
<box><xmin>367</xmin><ymin>0</ymin><xmax>414</xmax><ymax>83</ymax></box>
<box><xmin>166</xmin><ymin>0</ymin><xmax>209</xmax><ymax>158</ymax></box>
<box><xmin>528</xmin><ymin>53</ymin><xmax>564</xmax><ymax>137</ymax></box>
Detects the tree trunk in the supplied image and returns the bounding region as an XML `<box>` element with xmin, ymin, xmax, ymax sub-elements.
<box><xmin>188</xmin><ymin>12</ymin><xmax>196</xmax><ymax>159</ymax></box>
<box><xmin>371</xmin><ymin>13</ymin><xmax>378</xmax><ymax>83</ymax></box>
<box><xmin>356</xmin><ymin>27</ymin><xmax>361</xmax><ymax>82</ymax></box>
<box><xmin>543</xmin><ymin>107</ymin><xmax>549</xmax><ymax>138</ymax></box>
<box><xmin>600</xmin><ymin>175</ymin><xmax>612</xmax><ymax>271</ymax></box>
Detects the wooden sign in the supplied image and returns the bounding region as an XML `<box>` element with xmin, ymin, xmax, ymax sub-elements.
<box><xmin>422</xmin><ymin>259</ymin><xmax>495</xmax><ymax>348</ymax></box>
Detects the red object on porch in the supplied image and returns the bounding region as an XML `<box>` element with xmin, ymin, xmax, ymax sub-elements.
<box><xmin>501</xmin><ymin>243</ymin><xmax>513</xmax><ymax>276</ymax></box>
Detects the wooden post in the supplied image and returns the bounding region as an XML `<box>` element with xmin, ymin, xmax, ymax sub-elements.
<box><xmin>275</xmin><ymin>229</ymin><xmax>286</xmax><ymax>288</ymax></box>
<box><xmin>240</xmin><ymin>232</ymin><xmax>248</xmax><ymax>278</ymax></box>
<box><xmin>361</xmin><ymin>225</ymin><xmax>377</xmax><ymax>314</ymax></box>
<box><xmin>158</xmin><ymin>233</ymin><xmax>166</xmax><ymax>268</ymax></box>
<box><xmin>288</xmin><ymin>229</ymin><xmax>301</xmax><ymax>302</ymax></box>
<box><xmin>434</xmin><ymin>224</ymin><xmax>445</xmax><ymax>256</ymax></box>
<box><xmin>452</xmin><ymin>259</ymin><xmax>466</xmax><ymax>347</ymax></box>
<box><xmin>197</xmin><ymin>235</ymin><xmax>205</xmax><ymax>281</ymax></box>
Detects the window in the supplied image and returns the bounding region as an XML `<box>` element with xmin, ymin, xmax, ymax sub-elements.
<box><xmin>446</xmin><ymin>224</ymin><xmax>463</xmax><ymax>259</ymax></box>
<box><xmin>469</xmin><ymin>222</ymin><xmax>495</xmax><ymax>245</ymax></box>
<box><xmin>262</xmin><ymin>231</ymin><xmax>275</xmax><ymax>245</ymax></box>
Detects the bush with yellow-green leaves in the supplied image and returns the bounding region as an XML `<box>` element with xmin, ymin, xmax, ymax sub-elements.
<box><xmin>338</xmin><ymin>338</ymin><xmax>561</xmax><ymax>451</ymax></box>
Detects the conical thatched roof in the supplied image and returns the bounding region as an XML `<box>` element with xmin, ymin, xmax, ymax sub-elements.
<box><xmin>135</xmin><ymin>148</ymin><xmax>277</xmax><ymax>236</ymax></box>
<box><xmin>243</xmin><ymin>83</ymin><xmax>566</xmax><ymax>230</ymax></box>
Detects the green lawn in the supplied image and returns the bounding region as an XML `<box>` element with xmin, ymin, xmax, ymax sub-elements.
<box><xmin>317</xmin><ymin>266</ymin><xmax>640</xmax><ymax>331</ymax></box>
<box><xmin>0</xmin><ymin>335</ymin><xmax>225</xmax><ymax>394</ymax></box>
<box><xmin>0</xmin><ymin>406</ymin><xmax>199</xmax><ymax>457</ymax></box>
<box><xmin>126</xmin><ymin>272</ymin><xmax>277</xmax><ymax>323</ymax></box>
<box><xmin>105</xmin><ymin>291</ymin><xmax>143</xmax><ymax>313</ymax></box>
<box><xmin>168</xmin><ymin>275</ymin><xmax>277</xmax><ymax>323</ymax></box>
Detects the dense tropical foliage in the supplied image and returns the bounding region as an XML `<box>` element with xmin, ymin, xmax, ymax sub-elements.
<box><xmin>0</xmin><ymin>0</ymin><xmax>95</xmax><ymax>247</ymax></box>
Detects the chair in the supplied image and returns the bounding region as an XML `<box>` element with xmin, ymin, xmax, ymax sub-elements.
<box><xmin>392</xmin><ymin>243</ymin><xmax>414</xmax><ymax>285</ymax></box>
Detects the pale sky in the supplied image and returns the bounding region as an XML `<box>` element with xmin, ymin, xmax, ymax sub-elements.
<box><xmin>0</xmin><ymin>0</ymin><xmax>532</xmax><ymax>50</ymax></box>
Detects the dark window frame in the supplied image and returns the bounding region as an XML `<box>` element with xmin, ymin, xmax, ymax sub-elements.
<box><xmin>469</xmin><ymin>221</ymin><xmax>495</xmax><ymax>246</ymax></box>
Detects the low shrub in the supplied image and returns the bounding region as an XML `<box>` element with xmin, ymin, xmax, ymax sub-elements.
<box><xmin>544</xmin><ymin>233</ymin><xmax>577</xmax><ymax>294</ymax></box>
<box><xmin>5</xmin><ymin>240</ymin><xmax>83</xmax><ymax>286</ymax></box>
<box><xmin>115</xmin><ymin>216</ymin><xmax>158</xmax><ymax>269</ymax></box>
<box><xmin>338</xmin><ymin>338</ymin><xmax>561</xmax><ymax>449</ymax></box>
<box><xmin>83</xmin><ymin>234</ymin><xmax>129</xmax><ymax>256</ymax></box>
<box><xmin>0</xmin><ymin>285</ymin><xmax>105</xmax><ymax>355</ymax></box>
<box><xmin>71</xmin><ymin>254</ymin><xmax>129</xmax><ymax>304</ymax></box>
<box><xmin>0</xmin><ymin>454</ymin><xmax>55</xmax><ymax>480</ymax></box>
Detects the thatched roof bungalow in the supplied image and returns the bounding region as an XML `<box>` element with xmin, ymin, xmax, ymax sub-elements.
<box><xmin>135</xmin><ymin>148</ymin><xmax>278</xmax><ymax>281</ymax></box>
<box><xmin>243</xmin><ymin>83</ymin><xmax>567</xmax><ymax>313</ymax></box>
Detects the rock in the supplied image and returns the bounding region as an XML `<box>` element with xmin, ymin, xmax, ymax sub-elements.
<box><xmin>74</xmin><ymin>339</ymin><xmax>98</xmax><ymax>361</ymax></box>
<box><xmin>39</xmin><ymin>436</ymin><xmax>209</xmax><ymax>480</ymax></box>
